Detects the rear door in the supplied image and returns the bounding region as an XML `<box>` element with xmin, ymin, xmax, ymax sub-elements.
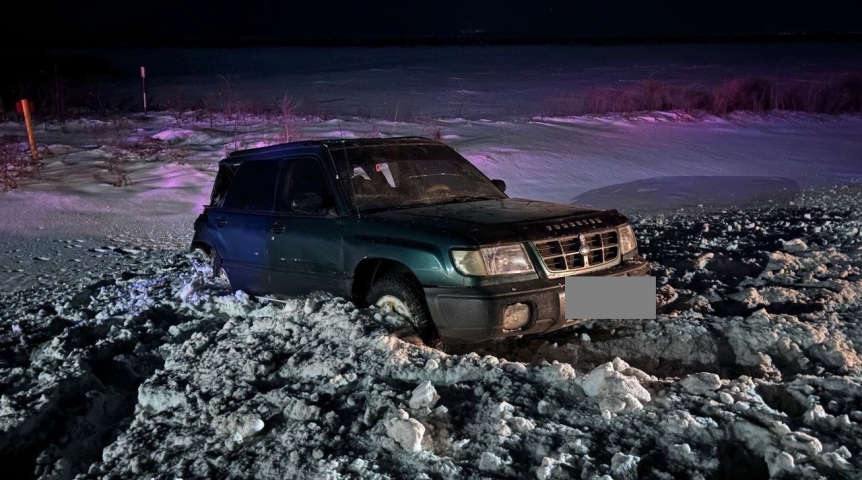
<box><xmin>211</xmin><ymin>159</ymin><xmax>280</xmax><ymax>295</ymax></box>
<box><xmin>268</xmin><ymin>156</ymin><xmax>345</xmax><ymax>296</ymax></box>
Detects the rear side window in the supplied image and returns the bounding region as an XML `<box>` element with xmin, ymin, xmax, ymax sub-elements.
<box><xmin>222</xmin><ymin>161</ymin><xmax>280</xmax><ymax>211</ymax></box>
<box><xmin>275</xmin><ymin>157</ymin><xmax>333</xmax><ymax>213</ymax></box>
<box><xmin>210</xmin><ymin>165</ymin><xmax>236</xmax><ymax>207</ymax></box>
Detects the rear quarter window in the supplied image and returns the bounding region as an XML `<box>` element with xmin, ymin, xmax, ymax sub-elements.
<box><xmin>222</xmin><ymin>161</ymin><xmax>280</xmax><ymax>211</ymax></box>
<box><xmin>210</xmin><ymin>165</ymin><xmax>235</xmax><ymax>207</ymax></box>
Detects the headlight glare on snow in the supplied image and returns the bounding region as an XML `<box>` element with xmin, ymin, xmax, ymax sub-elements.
<box><xmin>451</xmin><ymin>244</ymin><xmax>534</xmax><ymax>276</ymax></box>
<box><xmin>619</xmin><ymin>224</ymin><xmax>638</xmax><ymax>254</ymax></box>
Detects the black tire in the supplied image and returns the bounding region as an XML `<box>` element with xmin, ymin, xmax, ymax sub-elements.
<box><xmin>366</xmin><ymin>273</ymin><xmax>444</xmax><ymax>350</ymax></box>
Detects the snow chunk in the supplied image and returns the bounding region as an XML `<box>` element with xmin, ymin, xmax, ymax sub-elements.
<box><xmin>782</xmin><ymin>238</ymin><xmax>808</xmax><ymax>252</ymax></box>
<box><xmin>661</xmin><ymin>411</ymin><xmax>721</xmax><ymax>445</ymax></box>
<box><xmin>137</xmin><ymin>384</ymin><xmax>185</xmax><ymax>414</ymax></box>
<box><xmin>694</xmin><ymin>252</ymin><xmax>714</xmax><ymax>269</ymax></box>
<box><xmin>151</xmin><ymin>129</ymin><xmax>198</xmax><ymax>142</ymax></box>
<box><xmin>385</xmin><ymin>410</ymin><xmax>426</xmax><ymax>452</ymax></box>
<box><xmin>803</xmin><ymin>405</ymin><xmax>829</xmax><ymax>426</ymax></box>
<box><xmin>732</xmin><ymin>420</ymin><xmax>777</xmax><ymax>455</ymax></box>
<box><xmin>611</xmin><ymin>452</ymin><xmax>640</xmax><ymax>480</ymax></box>
<box><xmin>510</xmin><ymin>416</ymin><xmax>536</xmax><ymax>432</ymax></box>
<box><xmin>535</xmin><ymin>455</ymin><xmax>572</xmax><ymax>480</ymax></box>
<box><xmin>408</xmin><ymin>381</ymin><xmax>440</xmax><ymax>410</ymax></box>
<box><xmin>599</xmin><ymin>394</ymin><xmax>644</xmax><ymax>413</ymax></box>
<box><xmin>580</xmin><ymin>360</ymin><xmax>651</xmax><ymax>405</ymax></box>
<box><xmin>538</xmin><ymin>362</ymin><xmax>577</xmax><ymax>385</ymax></box>
<box><xmin>580</xmin><ymin>362</ymin><xmax>613</xmax><ymax>397</ymax></box>
<box><xmin>479</xmin><ymin>452</ymin><xmax>504</xmax><ymax>472</ymax></box>
<box><xmin>808</xmin><ymin>338</ymin><xmax>861</xmax><ymax>370</ymax></box>
<box><xmin>283</xmin><ymin>399</ymin><xmax>321</xmax><ymax>422</ymax></box>
<box><xmin>679</xmin><ymin>372</ymin><xmax>722</xmax><ymax>395</ymax></box>
<box><xmin>213</xmin><ymin>413</ymin><xmax>264</xmax><ymax>442</ymax></box>
<box><xmin>765</xmin><ymin>447</ymin><xmax>795</xmax><ymax>477</ymax></box>
<box><xmin>177</xmin><ymin>277</ymin><xmax>204</xmax><ymax>301</ymax></box>
<box><xmin>821</xmin><ymin>450</ymin><xmax>853</xmax><ymax>470</ymax></box>
<box><xmin>780</xmin><ymin>431</ymin><xmax>822</xmax><ymax>456</ymax></box>
<box><xmin>729</xmin><ymin>287</ymin><xmax>769</xmax><ymax>309</ymax></box>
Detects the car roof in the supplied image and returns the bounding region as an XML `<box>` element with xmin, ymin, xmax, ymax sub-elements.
<box><xmin>220</xmin><ymin>136</ymin><xmax>440</xmax><ymax>165</ymax></box>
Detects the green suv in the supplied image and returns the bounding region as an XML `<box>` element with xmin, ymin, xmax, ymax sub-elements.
<box><xmin>192</xmin><ymin>137</ymin><xmax>649</xmax><ymax>346</ymax></box>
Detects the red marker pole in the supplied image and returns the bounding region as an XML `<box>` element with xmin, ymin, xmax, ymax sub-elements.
<box><xmin>140</xmin><ymin>66</ymin><xmax>147</xmax><ymax>114</ymax></box>
<box><xmin>17</xmin><ymin>100</ymin><xmax>38</xmax><ymax>160</ymax></box>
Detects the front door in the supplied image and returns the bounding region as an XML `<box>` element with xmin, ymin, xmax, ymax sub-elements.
<box><xmin>268</xmin><ymin>157</ymin><xmax>344</xmax><ymax>296</ymax></box>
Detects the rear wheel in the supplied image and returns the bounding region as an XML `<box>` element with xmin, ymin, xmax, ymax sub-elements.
<box><xmin>366</xmin><ymin>273</ymin><xmax>444</xmax><ymax>350</ymax></box>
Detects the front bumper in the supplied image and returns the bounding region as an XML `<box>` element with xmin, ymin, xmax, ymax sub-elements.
<box><xmin>425</xmin><ymin>256</ymin><xmax>650</xmax><ymax>345</ymax></box>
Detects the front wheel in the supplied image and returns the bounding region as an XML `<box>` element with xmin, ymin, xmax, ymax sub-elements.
<box><xmin>366</xmin><ymin>273</ymin><xmax>444</xmax><ymax>350</ymax></box>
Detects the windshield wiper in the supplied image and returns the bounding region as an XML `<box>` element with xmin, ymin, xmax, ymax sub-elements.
<box><xmin>361</xmin><ymin>196</ymin><xmax>496</xmax><ymax>213</ymax></box>
<box><xmin>363</xmin><ymin>203</ymin><xmax>435</xmax><ymax>213</ymax></box>
<box><xmin>448</xmin><ymin>195</ymin><xmax>496</xmax><ymax>203</ymax></box>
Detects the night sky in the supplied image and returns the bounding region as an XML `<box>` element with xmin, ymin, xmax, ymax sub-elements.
<box><xmin>11</xmin><ymin>0</ymin><xmax>862</xmax><ymax>47</ymax></box>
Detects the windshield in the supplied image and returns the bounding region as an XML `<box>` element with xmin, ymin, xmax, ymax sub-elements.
<box><xmin>330</xmin><ymin>143</ymin><xmax>507</xmax><ymax>212</ymax></box>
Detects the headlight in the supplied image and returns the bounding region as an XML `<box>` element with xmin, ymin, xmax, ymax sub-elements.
<box><xmin>619</xmin><ymin>224</ymin><xmax>637</xmax><ymax>254</ymax></box>
<box><xmin>451</xmin><ymin>244</ymin><xmax>534</xmax><ymax>276</ymax></box>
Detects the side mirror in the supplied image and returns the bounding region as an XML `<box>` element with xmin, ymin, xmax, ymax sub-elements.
<box><xmin>491</xmin><ymin>179</ymin><xmax>507</xmax><ymax>193</ymax></box>
<box><xmin>291</xmin><ymin>193</ymin><xmax>325</xmax><ymax>214</ymax></box>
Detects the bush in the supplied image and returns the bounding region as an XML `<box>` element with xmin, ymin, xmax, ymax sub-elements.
<box><xmin>819</xmin><ymin>74</ymin><xmax>862</xmax><ymax>114</ymax></box>
<box><xmin>578</xmin><ymin>73</ymin><xmax>862</xmax><ymax>116</ymax></box>
<box><xmin>0</xmin><ymin>143</ymin><xmax>40</xmax><ymax>191</ymax></box>
<box><xmin>712</xmin><ymin>77</ymin><xmax>773</xmax><ymax>114</ymax></box>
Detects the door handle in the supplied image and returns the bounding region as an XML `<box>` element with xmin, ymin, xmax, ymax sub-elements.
<box><xmin>214</xmin><ymin>217</ymin><xmax>228</xmax><ymax>227</ymax></box>
<box><xmin>270</xmin><ymin>222</ymin><xmax>286</xmax><ymax>234</ymax></box>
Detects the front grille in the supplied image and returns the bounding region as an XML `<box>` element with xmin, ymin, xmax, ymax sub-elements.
<box><xmin>533</xmin><ymin>229</ymin><xmax>619</xmax><ymax>275</ymax></box>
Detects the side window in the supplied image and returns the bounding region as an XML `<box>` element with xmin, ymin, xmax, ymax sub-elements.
<box><xmin>221</xmin><ymin>161</ymin><xmax>279</xmax><ymax>211</ymax></box>
<box><xmin>210</xmin><ymin>165</ymin><xmax>236</xmax><ymax>207</ymax></box>
<box><xmin>275</xmin><ymin>157</ymin><xmax>333</xmax><ymax>214</ymax></box>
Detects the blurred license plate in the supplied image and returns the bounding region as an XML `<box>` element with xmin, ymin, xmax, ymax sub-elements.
<box><xmin>564</xmin><ymin>276</ymin><xmax>656</xmax><ymax>319</ymax></box>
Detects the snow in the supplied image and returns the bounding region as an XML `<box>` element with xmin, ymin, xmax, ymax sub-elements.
<box><xmin>3</xmin><ymin>184</ymin><xmax>860</xmax><ymax>480</ymax></box>
<box><xmin>1</xmin><ymin>44</ymin><xmax>862</xmax><ymax>479</ymax></box>
<box><xmin>679</xmin><ymin>372</ymin><xmax>723</xmax><ymax>395</ymax></box>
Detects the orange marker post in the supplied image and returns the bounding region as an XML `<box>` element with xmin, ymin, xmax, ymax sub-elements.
<box><xmin>17</xmin><ymin>99</ymin><xmax>38</xmax><ymax>160</ymax></box>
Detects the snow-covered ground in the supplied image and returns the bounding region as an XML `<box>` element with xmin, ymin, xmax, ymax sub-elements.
<box><xmin>2</xmin><ymin>44</ymin><xmax>862</xmax><ymax>479</ymax></box>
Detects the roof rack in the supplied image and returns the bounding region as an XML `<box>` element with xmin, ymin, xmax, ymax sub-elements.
<box><xmin>225</xmin><ymin>136</ymin><xmax>435</xmax><ymax>159</ymax></box>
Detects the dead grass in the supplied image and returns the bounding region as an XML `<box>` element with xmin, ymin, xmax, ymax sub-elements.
<box><xmin>0</xmin><ymin>141</ymin><xmax>42</xmax><ymax>191</ymax></box>
<box><xmin>275</xmin><ymin>94</ymin><xmax>301</xmax><ymax>144</ymax></box>
<box><xmin>580</xmin><ymin>73</ymin><xmax>862</xmax><ymax>116</ymax></box>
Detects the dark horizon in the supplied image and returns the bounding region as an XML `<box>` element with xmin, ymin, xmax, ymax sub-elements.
<box><xmin>10</xmin><ymin>0</ymin><xmax>862</xmax><ymax>50</ymax></box>
<box><xmin>8</xmin><ymin>31</ymin><xmax>862</xmax><ymax>51</ymax></box>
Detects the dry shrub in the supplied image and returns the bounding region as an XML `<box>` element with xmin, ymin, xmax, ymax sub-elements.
<box><xmin>712</xmin><ymin>77</ymin><xmax>773</xmax><ymax>114</ymax></box>
<box><xmin>579</xmin><ymin>73</ymin><xmax>862</xmax><ymax>116</ymax></box>
<box><xmin>276</xmin><ymin>94</ymin><xmax>301</xmax><ymax>144</ymax></box>
<box><xmin>641</xmin><ymin>79</ymin><xmax>674</xmax><ymax>111</ymax></box>
<box><xmin>680</xmin><ymin>90</ymin><xmax>713</xmax><ymax>111</ymax></box>
<box><xmin>818</xmin><ymin>74</ymin><xmax>862</xmax><ymax>114</ymax></box>
<box><xmin>0</xmin><ymin>142</ymin><xmax>41</xmax><ymax>191</ymax></box>
<box><xmin>584</xmin><ymin>81</ymin><xmax>701</xmax><ymax>114</ymax></box>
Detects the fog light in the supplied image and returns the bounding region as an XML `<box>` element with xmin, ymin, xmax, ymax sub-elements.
<box><xmin>502</xmin><ymin>303</ymin><xmax>531</xmax><ymax>330</ymax></box>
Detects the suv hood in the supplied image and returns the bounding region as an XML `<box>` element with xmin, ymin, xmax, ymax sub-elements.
<box><xmin>369</xmin><ymin>198</ymin><xmax>627</xmax><ymax>244</ymax></box>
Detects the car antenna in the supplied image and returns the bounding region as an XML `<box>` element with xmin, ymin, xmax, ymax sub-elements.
<box><xmin>337</xmin><ymin>118</ymin><xmax>344</xmax><ymax>140</ymax></box>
